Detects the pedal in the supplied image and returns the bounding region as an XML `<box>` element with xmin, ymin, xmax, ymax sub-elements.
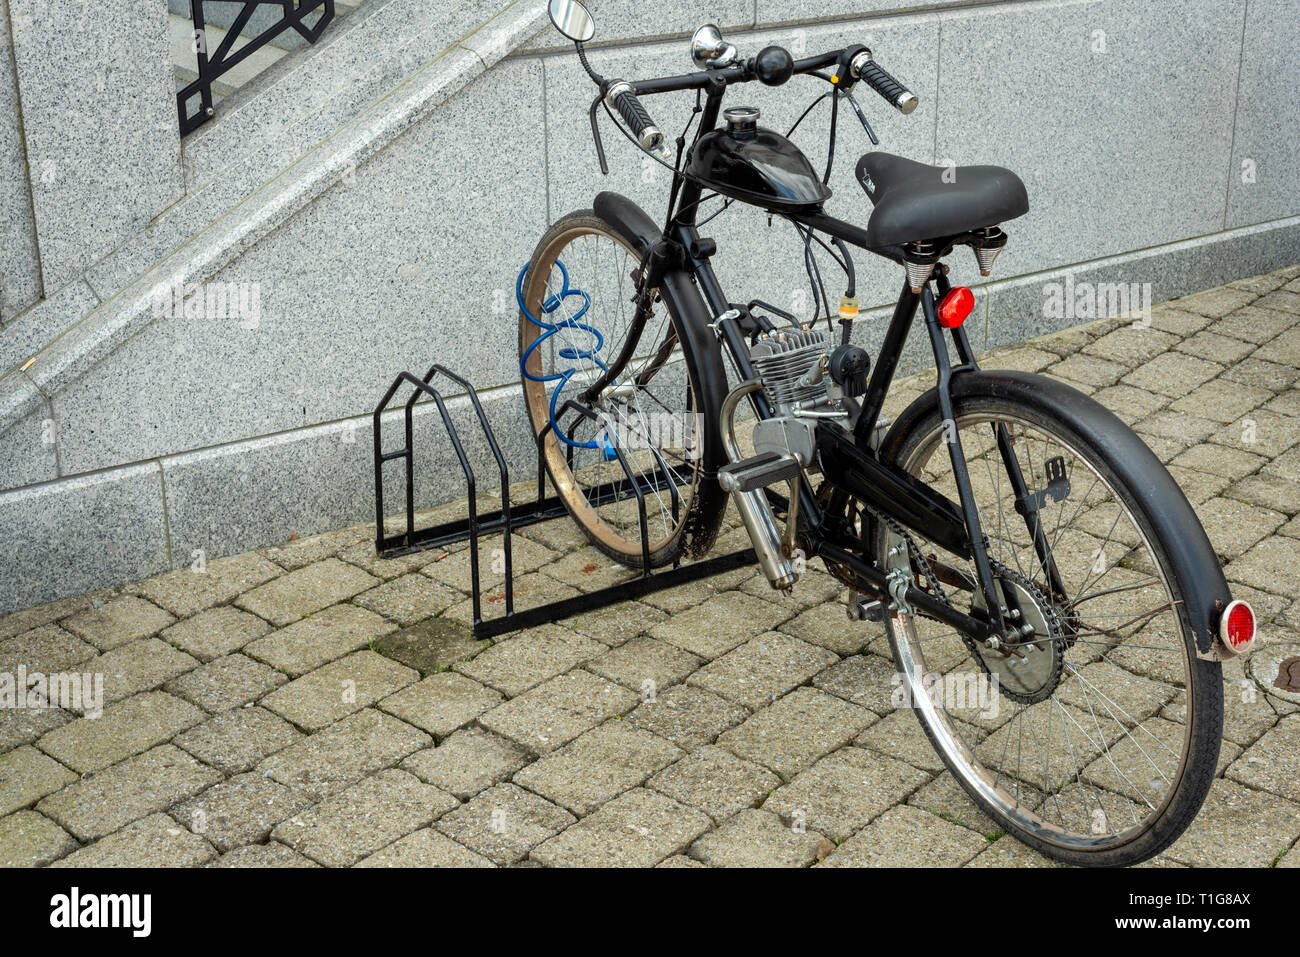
<box><xmin>717</xmin><ymin>451</ymin><xmax>802</xmax><ymax>493</ymax></box>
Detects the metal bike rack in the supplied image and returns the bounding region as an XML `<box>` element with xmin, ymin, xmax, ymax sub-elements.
<box><xmin>372</xmin><ymin>365</ymin><xmax>757</xmax><ymax>639</ymax></box>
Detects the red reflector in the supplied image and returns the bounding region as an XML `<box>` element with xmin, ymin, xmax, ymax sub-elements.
<box><xmin>1220</xmin><ymin>599</ymin><xmax>1255</xmax><ymax>655</ymax></box>
<box><xmin>938</xmin><ymin>286</ymin><xmax>974</xmax><ymax>329</ymax></box>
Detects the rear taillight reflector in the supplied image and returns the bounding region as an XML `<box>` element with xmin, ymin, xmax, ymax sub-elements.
<box><xmin>1219</xmin><ymin>599</ymin><xmax>1256</xmax><ymax>655</ymax></box>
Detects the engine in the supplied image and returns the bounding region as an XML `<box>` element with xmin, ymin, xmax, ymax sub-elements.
<box><xmin>747</xmin><ymin>326</ymin><xmax>871</xmax><ymax>464</ymax></box>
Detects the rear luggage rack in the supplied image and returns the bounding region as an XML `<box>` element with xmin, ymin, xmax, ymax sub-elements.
<box><xmin>372</xmin><ymin>364</ymin><xmax>756</xmax><ymax>638</ymax></box>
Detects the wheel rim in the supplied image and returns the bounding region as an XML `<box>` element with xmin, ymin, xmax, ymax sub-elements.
<box><xmin>886</xmin><ymin>410</ymin><xmax>1194</xmax><ymax>851</ymax></box>
<box><xmin>520</xmin><ymin>224</ymin><xmax>701</xmax><ymax>561</ymax></box>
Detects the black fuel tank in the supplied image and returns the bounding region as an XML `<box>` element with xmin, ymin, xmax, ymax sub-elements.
<box><xmin>685</xmin><ymin>107</ymin><xmax>831</xmax><ymax>211</ymax></box>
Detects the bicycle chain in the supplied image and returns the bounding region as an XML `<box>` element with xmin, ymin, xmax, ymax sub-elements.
<box><xmin>852</xmin><ymin>499</ymin><xmax>1064</xmax><ymax>685</ymax></box>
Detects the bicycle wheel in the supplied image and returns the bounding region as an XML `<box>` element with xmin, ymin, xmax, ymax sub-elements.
<box><xmin>872</xmin><ymin>384</ymin><xmax>1224</xmax><ymax>867</ymax></box>
<box><xmin>518</xmin><ymin>211</ymin><xmax>726</xmax><ymax>567</ymax></box>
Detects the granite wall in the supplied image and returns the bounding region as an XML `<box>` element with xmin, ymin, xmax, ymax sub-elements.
<box><xmin>1</xmin><ymin>0</ymin><xmax>1297</xmax><ymax>613</ymax></box>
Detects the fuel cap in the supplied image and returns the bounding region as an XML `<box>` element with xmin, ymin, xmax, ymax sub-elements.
<box><xmin>723</xmin><ymin>106</ymin><xmax>760</xmax><ymax>134</ymax></box>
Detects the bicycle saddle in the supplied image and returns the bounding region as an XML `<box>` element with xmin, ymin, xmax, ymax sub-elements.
<box><xmin>856</xmin><ymin>152</ymin><xmax>1029</xmax><ymax>248</ymax></box>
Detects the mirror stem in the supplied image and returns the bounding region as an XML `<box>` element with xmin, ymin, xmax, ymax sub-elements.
<box><xmin>576</xmin><ymin>42</ymin><xmax>605</xmax><ymax>85</ymax></box>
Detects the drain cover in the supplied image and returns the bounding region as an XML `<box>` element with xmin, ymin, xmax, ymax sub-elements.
<box><xmin>1249</xmin><ymin>643</ymin><xmax>1300</xmax><ymax>706</ymax></box>
<box><xmin>1276</xmin><ymin>656</ymin><xmax>1300</xmax><ymax>692</ymax></box>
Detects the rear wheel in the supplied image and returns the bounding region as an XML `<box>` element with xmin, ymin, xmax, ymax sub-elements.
<box><xmin>518</xmin><ymin>212</ymin><xmax>725</xmax><ymax>567</ymax></box>
<box><xmin>874</xmin><ymin>389</ymin><xmax>1223</xmax><ymax>867</ymax></box>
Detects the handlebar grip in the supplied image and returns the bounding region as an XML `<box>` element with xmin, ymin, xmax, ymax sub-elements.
<box><xmin>852</xmin><ymin>54</ymin><xmax>918</xmax><ymax>115</ymax></box>
<box><xmin>609</xmin><ymin>83</ymin><xmax>666</xmax><ymax>154</ymax></box>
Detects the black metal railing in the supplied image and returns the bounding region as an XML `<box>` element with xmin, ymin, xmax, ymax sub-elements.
<box><xmin>177</xmin><ymin>0</ymin><xmax>336</xmax><ymax>135</ymax></box>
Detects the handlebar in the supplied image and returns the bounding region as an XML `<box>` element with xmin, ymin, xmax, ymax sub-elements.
<box><xmin>606</xmin><ymin>80</ymin><xmax>667</xmax><ymax>155</ymax></box>
<box><xmin>848</xmin><ymin>50</ymin><xmax>918</xmax><ymax>115</ymax></box>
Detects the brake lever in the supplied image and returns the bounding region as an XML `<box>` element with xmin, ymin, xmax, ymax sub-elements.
<box><xmin>589</xmin><ymin>92</ymin><xmax>610</xmax><ymax>175</ymax></box>
<box><xmin>842</xmin><ymin>90</ymin><xmax>879</xmax><ymax>146</ymax></box>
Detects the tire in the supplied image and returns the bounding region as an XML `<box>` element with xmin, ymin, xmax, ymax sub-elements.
<box><xmin>874</xmin><ymin>379</ymin><xmax>1223</xmax><ymax>867</ymax></box>
<box><xmin>518</xmin><ymin>210</ymin><xmax>728</xmax><ymax>568</ymax></box>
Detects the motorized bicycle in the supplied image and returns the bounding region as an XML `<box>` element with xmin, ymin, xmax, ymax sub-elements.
<box><xmin>519</xmin><ymin>0</ymin><xmax>1257</xmax><ymax>866</ymax></box>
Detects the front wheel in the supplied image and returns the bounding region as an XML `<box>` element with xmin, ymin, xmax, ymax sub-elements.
<box><xmin>874</xmin><ymin>382</ymin><xmax>1223</xmax><ymax>867</ymax></box>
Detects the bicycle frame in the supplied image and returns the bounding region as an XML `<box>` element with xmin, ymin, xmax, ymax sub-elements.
<box><xmin>583</xmin><ymin>59</ymin><xmax>1071</xmax><ymax>647</ymax></box>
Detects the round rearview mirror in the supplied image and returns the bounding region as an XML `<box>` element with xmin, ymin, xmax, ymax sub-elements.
<box><xmin>549</xmin><ymin>0</ymin><xmax>596</xmax><ymax>43</ymax></box>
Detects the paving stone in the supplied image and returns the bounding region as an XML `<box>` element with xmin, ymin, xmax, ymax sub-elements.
<box><xmin>1133</xmin><ymin>410</ymin><xmax>1219</xmax><ymax>447</ymax></box>
<box><xmin>1266</xmin><ymin>446</ymin><xmax>1300</xmax><ymax>485</ymax></box>
<box><xmin>1215</xmin><ymin>304</ymin><xmax>1297</xmax><ymax>342</ymax></box>
<box><xmin>422</xmin><ymin>534</ymin><xmax>559</xmax><ymax>592</ymax></box>
<box><xmin>718</xmin><ymin>687</ymin><xmax>876</xmax><ymax>781</ymax></box>
<box><xmin>402</xmin><ymin>727</ymin><xmax>531</xmax><ymax>799</ymax></box>
<box><xmin>1226</xmin><ymin>474</ymin><xmax>1300</xmax><ymax>516</ymax></box>
<box><xmin>209</xmin><ymin>842</ymin><xmax>321</xmax><ymax>867</ymax></box>
<box><xmin>625</xmin><ymin>684</ymin><xmax>751</xmax><ymax>750</ymax></box>
<box><xmin>435</xmin><ymin>782</ymin><xmax>575</xmax><ymax>865</ymax></box>
<box><xmin>584</xmin><ymin>635</ymin><xmax>703</xmax><ymax>694</ymax></box>
<box><xmin>1175</xmin><ymin>286</ymin><xmax>1258</xmax><ymax>318</ymax></box>
<box><xmin>639</xmin><ymin>567</ymin><xmax>759</xmax><ymax>615</ymax></box>
<box><xmin>50</xmin><ymin>813</ymin><xmax>216</xmax><ymax>868</ymax></box>
<box><xmin>648</xmin><ymin>591</ymin><xmax>792</xmax><ymax>659</ymax></box>
<box><xmin>688</xmin><ymin>632</ymin><xmax>837</xmax><ymax>710</ymax></box>
<box><xmin>257</xmin><ymin>708</ymin><xmax>430</xmax><ymax>800</ymax></box>
<box><xmin>1225</xmin><ymin>536</ymin><xmax>1300</xmax><ymax>598</ymax></box>
<box><xmin>354</xmin><ymin>574</ymin><xmax>463</xmax><ymax>626</ymax></box>
<box><xmin>455</xmin><ymin>625</ymin><xmax>605</xmax><ymax>696</ymax></box>
<box><xmin>378</xmin><ymin>671</ymin><xmax>502</xmax><ymax>741</ymax></box>
<box><xmin>1214</xmin><ymin>409</ymin><xmax>1300</xmax><ymax>459</ymax></box>
<box><xmin>1147</xmin><ymin>306</ymin><xmax>1213</xmax><ymax>336</ymax></box>
<box><xmin>532</xmin><ymin>787</ymin><xmax>711</xmax><ymax>867</ymax></box>
<box><xmin>0</xmin><ymin>745</ymin><xmax>77</xmax><ymax>815</ymax></box>
<box><xmin>0</xmin><ymin>810</ymin><xmax>77</xmax><ymax>866</ymax></box>
<box><xmin>173</xmin><ymin>773</ymin><xmax>313</xmax><ymax>852</ymax></box>
<box><xmin>61</xmin><ymin>595</ymin><xmax>175</xmax><ymax>651</ymax></box>
<box><xmin>174</xmin><ymin>706</ymin><xmax>303</xmax><ymax>774</ymax></box>
<box><xmin>0</xmin><ymin>708</ymin><xmax>72</xmax><ymax>751</ymax></box>
<box><xmin>37</xmin><ymin>745</ymin><xmax>222</xmax><ymax>840</ymax></box>
<box><xmin>534</xmin><ymin>548</ymin><xmax>644</xmax><ymax>595</ymax></box>
<box><xmin>1221</xmin><ymin>356</ymin><xmax>1299</xmax><ymax>393</ymax></box>
<box><xmin>1090</xmin><ymin>384</ymin><xmax>1169</xmax><ymax>423</ymax></box>
<box><xmin>481</xmin><ymin>670</ymin><xmax>637</xmax><ymax>754</ymax></box>
<box><xmin>0</xmin><ymin>624</ymin><xmax>95</xmax><ymax>675</ymax></box>
<box><xmin>1081</xmin><ymin>716</ymin><xmax>1240</xmax><ymax>801</ymax></box>
<box><xmin>980</xmin><ymin>345</ymin><xmax>1058</xmax><ymax>373</ymax></box>
<box><xmin>1048</xmin><ymin>354</ymin><xmax>1128</xmax><ymax>388</ymax></box>
<box><xmin>855</xmin><ymin>707</ymin><xmax>983</xmax><ymax>773</ymax></box>
<box><xmin>259</xmin><ymin>525</ymin><xmax>369</xmax><ymax>570</ymax></box>
<box><xmin>779</xmin><ymin>601</ymin><xmax>876</xmax><ymax>655</ymax></box>
<box><xmin>134</xmin><ymin>553</ymin><xmax>283</xmax><ymax>617</ymax></box>
<box><xmin>657</xmin><ymin>854</ymin><xmax>705</xmax><ymax>867</ymax></box>
<box><xmin>562</xmin><ymin>600</ymin><xmax>669</xmax><ymax>647</ymax></box>
<box><xmin>244</xmin><ymin>604</ymin><xmax>396</xmax><ymax>677</ymax></box>
<box><xmin>443</xmin><ymin>572</ymin><xmax>582</xmax><ymax>625</ymax></box>
<box><xmin>647</xmin><ymin>745</ymin><xmax>781</xmax><ymax>823</ymax></box>
<box><xmin>1123</xmin><ymin>353</ymin><xmax>1223</xmax><ymax>396</ymax></box>
<box><xmin>1226</xmin><ymin>715</ymin><xmax>1300</xmax><ymax>803</ymax></box>
<box><xmin>1194</xmin><ymin>497</ymin><xmax>1286</xmax><ymax>560</ymax></box>
<box><xmin>1083</xmin><ymin>326</ymin><xmax>1180</xmax><ymax>365</ymax></box>
<box><xmin>36</xmin><ymin>691</ymin><xmax>204</xmax><ymax>773</ymax></box>
<box><xmin>1256</xmin><ymin>332</ymin><xmax>1300</xmax><ymax>369</ymax></box>
<box><xmin>763</xmin><ymin>745</ymin><xmax>929</xmax><ymax>841</ymax></box>
<box><xmin>1162</xmin><ymin>465</ymin><xmax>1230</xmax><ymax>504</ymax></box>
<box><xmin>819</xmin><ymin>805</ymin><xmax>988</xmax><ymax>867</ymax></box>
<box><xmin>738</xmin><ymin>568</ymin><xmax>844</xmax><ymax>613</ymax></box>
<box><xmin>163</xmin><ymin>653</ymin><xmax>288</xmax><ymax>713</ymax></box>
<box><xmin>84</xmin><ymin>638</ymin><xmax>199</xmax><ymax>707</ymax></box>
<box><xmin>357</xmin><ymin>828</ymin><xmax>494</xmax><ymax>867</ymax></box>
<box><xmin>1164</xmin><ymin>779</ymin><xmax>1300</xmax><ymax>868</ymax></box>
<box><xmin>965</xmin><ymin>835</ymin><xmax>1064</xmax><ymax>867</ymax></box>
<box><xmin>235</xmin><ymin>559</ymin><xmax>379</xmax><ymax>626</ymax></box>
<box><xmin>810</xmin><ymin>653</ymin><xmax>899</xmax><ymax>716</ymax></box>
<box><xmin>1174</xmin><ymin>330</ymin><xmax>1255</xmax><ymax>366</ymax></box>
<box><xmin>690</xmin><ymin>808</ymin><xmax>825</xmax><ymax>868</ymax></box>
<box><xmin>0</xmin><ymin>593</ymin><xmax>102</xmax><ymax>642</ymax></box>
<box><xmin>373</xmin><ymin>617</ymin><xmax>488</xmax><ymax>674</ymax></box>
<box><xmin>272</xmin><ymin>769</ymin><xmax>457</xmax><ymax>867</ymax></box>
<box><xmin>262</xmin><ymin>650</ymin><xmax>419</xmax><ymax>731</ymax></box>
<box><xmin>1170</xmin><ymin>378</ymin><xmax>1274</xmax><ymax>425</ymax></box>
<box><xmin>160</xmin><ymin>606</ymin><xmax>271</xmax><ymax>662</ymax></box>
<box><xmin>337</xmin><ymin>539</ymin><xmax>442</xmax><ymax>580</ymax></box>
<box><xmin>908</xmin><ymin>771</ymin><xmax>1043</xmax><ymax>838</ymax></box>
<box><xmin>1170</xmin><ymin>442</ymin><xmax>1269</xmax><ymax>480</ymax></box>
<box><xmin>513</xmin><ymin>721</ymin><xmax>684</xmax><ymax>815</ymax></box>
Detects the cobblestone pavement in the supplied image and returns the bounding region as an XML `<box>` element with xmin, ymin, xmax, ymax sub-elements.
<box><xmin>3</xmin><ymin>266</ymin><xmax>1300</xmax><ymax>868</ymax></box>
